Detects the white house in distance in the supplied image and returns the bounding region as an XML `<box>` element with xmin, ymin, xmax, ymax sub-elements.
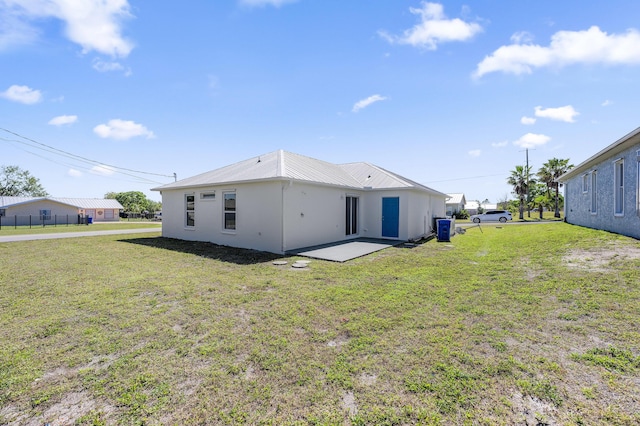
<box><xmin>558</xmin><ymin>126</ymin><xmax>640</xmax><ymax>239</ymax></box>
<box><xmin>153</xmin><ymin>150</ymin><xmax>447</xmax><ymax>254</ymax></box>
<box><xmin>446</xmin><ymin>193</ymin><xmax>466</xmax><ymax>216</ymax></box>
<box><xmin>464</xmin><ymin>200</ymin><xmax>498</xmax><ymax>215</ymax></box>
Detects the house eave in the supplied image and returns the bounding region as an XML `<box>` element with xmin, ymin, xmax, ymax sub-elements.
<box><xmin>558</xmin><ymin>126</ymin><xmax>640</xmax><ymax>182</ymax></box>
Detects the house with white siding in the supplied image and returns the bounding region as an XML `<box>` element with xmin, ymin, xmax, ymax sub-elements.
<box><xmin>446</xmin><ymin>193</ymin><xmax>466</xmax><ymax>216</ymax></box>
<box><xmin>558</xmin><ymin>126</ymin><xmax>640</xmax><ymax>239</ymax></box>
<box><xmin>152</xmin><ymin>150</ymin><xmax>447</xmax><ymax>254</ymax></box>
<box><xmin>0</xmin><ymin>197</ymin><xmax>123</xmax><ymax>226</ymax></box>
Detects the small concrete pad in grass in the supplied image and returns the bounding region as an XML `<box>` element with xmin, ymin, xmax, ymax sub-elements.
<box><xmin>288</xmin><ymin>238</ymin><xmax>402</xmax><ymax>262</ymax></box>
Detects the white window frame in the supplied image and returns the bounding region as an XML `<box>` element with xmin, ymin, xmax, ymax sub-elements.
<box><xmin>590</xmin><ymin>171</ymin><xmax>597</xmax><ymax>214</ymax></box>
<box><xmin>614</xmin><ymin>159</ymin><xmax>624</xmax><ymax>216</ymax></box>
<box><xmin>185</xmin><ymin>193</ymin><xmax>195</xmax><ymax>228</ymax></box>
<box><xmin>223</xmin><ymin>191</ymin><xmax>236</xmax><ymax>231</ymax></box>
<box><xmin>200</xmin><ymin>191</ymin><xmax>216</xmax><ymax>201</ymax></box>
<box><xmin>582</xmin><ymin>174</ymin><xmax>588</xmax><ymax>193</ymax></box>
<box><xmin>0</xmin><ymin>208</ymin><xmax>6</xmax><ymax>217</ymax></box>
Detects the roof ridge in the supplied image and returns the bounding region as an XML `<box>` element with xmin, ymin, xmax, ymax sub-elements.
<box><xmin>277</xmin><ymin>149</ymin><xmax>285</xmax><ymax>177</ymax></box>
<box><xmin>364</xmin><ymin>163</ymin><xmax>413</xmax><ymax>187</ymax></box>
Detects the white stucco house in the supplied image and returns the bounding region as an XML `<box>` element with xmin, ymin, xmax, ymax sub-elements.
<box><xmin>558</xmin><ymin>126</ymin><xmax>640</xmax><ymax>239</ymax></box>
<box><xmin>152</xmin><ymin>150</ymin><xmax>448</xmax><ymax>254</ymax></box>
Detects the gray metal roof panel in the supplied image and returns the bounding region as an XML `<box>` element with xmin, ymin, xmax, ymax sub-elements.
<box><xmin>0</xmin><ymin>196</ymin><xmax>44</xmax><ymax>208</ymax></box>
<box><xmin>52</xmin><ymin>198</ymin><xmax>124</xmax><ymax>209</ymax></box>
<box><xmin>0</xmin><ymin>196</ymin><xmax>123</xmax><ymax>209</ymax></box>
<box><xmin>153</xmin><ymin>150</ymin><xmax>447</xmax><ymax>195</ymax></box>
<box><xmin>446</xmin><ymin>193</ymin><xmax>465</xmax><ymax>204</ymax></box>
<box><xmin>154</xmin><ymin>150</ymin><xmax>362</xmax><ymax>190</ymax></box>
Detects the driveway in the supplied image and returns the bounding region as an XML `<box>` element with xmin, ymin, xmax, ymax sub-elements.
<box><xmin>0</xmin><ymin>227</ymin><xmax>161</xmax><ymax>243</ymax></box>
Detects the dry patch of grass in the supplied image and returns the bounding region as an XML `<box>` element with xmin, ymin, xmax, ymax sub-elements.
<box><xmin>1</xmin><ymin>224</ymin><xmax>639</xmax><ymax>425</ymax></box>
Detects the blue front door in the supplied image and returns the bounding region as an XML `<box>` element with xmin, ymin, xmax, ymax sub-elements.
<box><xmin>382</xmin><ymin>197</ymin><xmax>399</xmax><ymax>238</ymax></box>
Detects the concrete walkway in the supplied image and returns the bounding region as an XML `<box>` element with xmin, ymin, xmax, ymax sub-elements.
<box><xmin>288</xmin><ymin>238</ymin><xmax>403</xmax><ymax>262</ymax></box>
<box><xmin>0</xmin><ymin>227</ymin><xmax>161</xmax><ymax>243</ymax></box>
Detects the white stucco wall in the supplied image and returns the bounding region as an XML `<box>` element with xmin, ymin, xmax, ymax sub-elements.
<box><xmin>159</xmin><ymin>181</ymin><xmax>284</xmax><ymax>253</ymax></box>
<box><xmin>360</xmin><ymin>190</ymin><xmax>446</xmax><ymax>241</ymax></box>
<box><xmin>282</xmin><ymin>182</ymin><xmax>363</xmax><ymax>251</ymax></box>
<box><xmin>159</xmin><ymin>181</ymin><xmax>447</xmax><ymax>254</ymax></box>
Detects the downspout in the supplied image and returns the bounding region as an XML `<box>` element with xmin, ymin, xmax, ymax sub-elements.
<box><xmin>281</xmin><ymin>181</ymin><xmax>288</xmax><ymax>254</ymax></box>
<box><xmin>281</xmin><ymin>182</ymin><xmax>285</xmax><ymax>254</ymax></box>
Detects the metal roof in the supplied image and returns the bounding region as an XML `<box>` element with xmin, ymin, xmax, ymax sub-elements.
<box><xmin>153</xmin><ymin>150</ymin><xmax>362</xmax><ymax>190</ymax></box>
<box><xmin>0</xmin><ymin>196</ymin><xmax>123</xmax><ymax>209</ymax></box>
<box><xmin>0</xmin><ymin>196</ymin><xmax>38</xmax><ymax>207</ymax></box>
<box><xmin>153</xmin><ymin>150</ymin><xmax>446</xmax><ymax>195</ymax></box>
<box><xmin>51</xmin><ymin>198</ymin><xmax>124</xmax><ymax>209</ymax></box>
<box><xmin>446</xmin><ymin>193</ymin><xmax>466</xmax><ymax>204</ymax></box>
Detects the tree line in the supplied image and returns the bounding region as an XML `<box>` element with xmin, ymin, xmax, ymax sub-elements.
<box><xmin>508</xmin><ymin>158</ymin><xmax>573</xmax><ymax>220</ymax></box>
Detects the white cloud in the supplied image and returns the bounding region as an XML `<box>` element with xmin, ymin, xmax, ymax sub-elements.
<box><xmin>1</xmin><ymin>0</ymin><xmax>134</xmax><ymax>57</ymax></box>
<box><xmin>48</xmin><ymin>114</ymin><xmax>78</xmax><ymax>126</ymax></box>
<box><xmin>510</xmin><ymin>31</ymin><xmax>534</xmax><ymax>44</ymax></box>
<box><xmin>521</xmin><ymin>116</ymin><xmax>536</xmax><ymax>125</ymax></box>
<box><xmin>534</xmin><ymin>105</ymin><xmax>579</xmax><ymax>123</ymax></box>
<box><xmin>239</xmin><ymin>0</ymin><xmax>297</xmax><ymax>7</ymax></box>
<box><xmin>474</xmin><ymin>26</ymin><xmax>640</xmax><ymax>78</ymax></box>
<box><xmin>92</xmin><ymin>58</ymin><xmax>129</xmax><ymax>74</ymax></box>
<box><xmin>491</xmin><ymin>140</ymin><xmax>508</xmax><ymax>148</ymax></box>
<box><xmin>352</xmin><ymin>94</ymin><xmax>387</xmax><ymax>112</ymax></box>
<box><xmin>67</xmin><ymin>168</ymin><xmax>82</xmax><ymax>177</ymax></box>
<box><xmin>513</xmin><ymin>133</ymin><xmax>551</xmax><ymax>149</ymax></box>
<box><xmin>0</xmin><ymin>8</ymin><xmax>40</xmax><ymax>50</ymax></box>
<box><xmin>0</xmin><ymin>84</ymin><xmax>42</xmax><ymax>104</ymax></box>
<box><xmin>91</xmin><ymin>164</ymin><xmax>116</xmax><ymax>176</ymax></box>
<box><xmin>379</xmin><ymin>2</ymin><xmax>482</xmax><ymax>50</ymax></box>
<box><xmin>93</xmin><ymin>119</ymin><xmax>155</xmax><ymax>140</ymax></box>
<box><xmin>468</xmin><ymin>149</ymin><xmax>481</xmax><ymax>157</ymax></box>
<box><xmin>602</xmin><ymin>99</ymin><xmax>613</xmax><ymax>106</ymax></box>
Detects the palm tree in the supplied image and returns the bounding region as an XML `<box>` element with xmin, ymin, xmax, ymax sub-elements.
<box><xmin>507</xmin><ymin>165</ymin><xmax>533</xmax><ymax>220</ymax></box>
<box><xmin>538</xmin><ymin>158</ymin><xmax>573</xmax><ymax>218</ymax></box>
<box><xmin>531</xmin><ymin>182</ymin><xmax>553</xmax><ymax>219</ymax></box>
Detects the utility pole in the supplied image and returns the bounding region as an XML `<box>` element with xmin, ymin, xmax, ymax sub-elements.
<box><xmin>173</xmin><ymin>172</ymin><xmax>177</xmax><ymax>182</ymax></box>
<box><xmin>526</xmin><ymin>148</ymin><xmax>530</xmax><ymax>218</ymax></box>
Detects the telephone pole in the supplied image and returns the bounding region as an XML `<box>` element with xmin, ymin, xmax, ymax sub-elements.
<box><xmin>526</xmin><ymin>148</ymin><xmax>530</xmax><ymax>218</ymax></box>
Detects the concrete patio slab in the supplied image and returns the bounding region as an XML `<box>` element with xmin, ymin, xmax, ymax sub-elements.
<box><xmin>288</xmin><ymin>238</ymin><xmax>403</xmax><ymax>262</ymax></box>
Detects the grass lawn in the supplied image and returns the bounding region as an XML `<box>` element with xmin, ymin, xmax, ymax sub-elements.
<box><xmin>1</xmin><ymin>223</ymin><xmax>639</xmax><ymax>425</ymax></box>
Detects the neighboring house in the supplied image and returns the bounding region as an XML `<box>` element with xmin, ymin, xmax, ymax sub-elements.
<box><xmin>446</xmin><ymin>193</ymin><xmax>466</xmax><ymax>216</ymax></box>
<box><xmin>152</xmin><ymin>150</ymin><xmax>448</xmax><ymax>254</ymax></box>
<box><xmin>464</xmin><ymin>200</ymin><xmax>497</xmax><ymax>215</ymax></box>
<box><xmin>0</xmin><ymin>197</ymin><xmax>123</xmax><ymax>225</ymax></box>
<box><xmin>558</xmin><ymin>126</ymin><xmax>640</xmax><ymax>239</ymax></box>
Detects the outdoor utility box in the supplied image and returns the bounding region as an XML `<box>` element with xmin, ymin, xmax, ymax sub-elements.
<box><xmin>437</xmin><ymin>219</ymin><xmax>451</xmax><ymax>242</ymax></box>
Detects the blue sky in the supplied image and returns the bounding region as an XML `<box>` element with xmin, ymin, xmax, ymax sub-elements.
<box><xmin>2</xmin><ymin>0</ymin><xmax>640</xmax><ymax>204</ymax></box>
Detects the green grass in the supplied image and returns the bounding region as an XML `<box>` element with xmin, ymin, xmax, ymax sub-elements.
<box><xmin>0</xmin><ymin>222</ymin><xmax>161</xmax><ymax>235</ymax></box>
<box><xmin>1</xmin><ymin>223</ymin><xmax>639</xmax><ymax>425</ymax></box>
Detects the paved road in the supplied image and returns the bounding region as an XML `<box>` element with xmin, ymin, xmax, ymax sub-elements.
<box><xmin>0</xmin><ymin>227</ymin><xmax>161</xmax><ymax>243</ymax></box>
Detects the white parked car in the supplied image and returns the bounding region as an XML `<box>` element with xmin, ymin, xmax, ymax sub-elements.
<box><xmin>470</xmin><ymin>210</ymin><xmax>512</xmax><ymax>223</ymax></box>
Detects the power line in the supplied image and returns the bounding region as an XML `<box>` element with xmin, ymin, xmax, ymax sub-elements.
<box><xmin>424</xmin><ymin>172</ymin><xmax>508</xmax><ymax>184</ymax></box>
<box><xmin>0</xmin><ymin>127</ymin><xmax>174</xmax><ymax>180</ymax></box>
